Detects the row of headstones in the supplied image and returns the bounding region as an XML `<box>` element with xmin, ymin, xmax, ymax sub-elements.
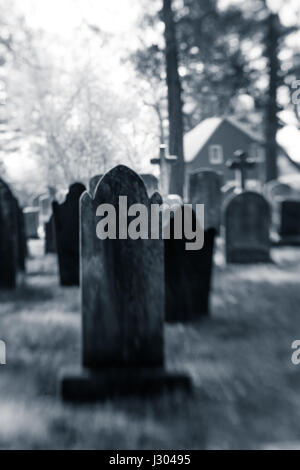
<box><xmin>0</xmin><ymin>178</ymin><xmax>27</xmax><ymax>289</ymax></box>
<box><xmin>51</xmin><ymin>171</ymin><xmax>216</xmax><ymax>323</ymax></box>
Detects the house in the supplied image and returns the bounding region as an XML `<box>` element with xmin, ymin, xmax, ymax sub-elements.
<box><xmin>184</xmin><ymin>116</ymin><xmax>266</xmax><ymax>188</ymax></box>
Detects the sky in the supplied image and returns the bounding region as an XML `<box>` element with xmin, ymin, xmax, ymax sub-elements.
<box><xmin>3</xmin><ymin>0</ymin><xmax>300</xmax><ymax>184</ymax></box>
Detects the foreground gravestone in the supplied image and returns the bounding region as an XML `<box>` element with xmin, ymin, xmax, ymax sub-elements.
<box><xmin>53</xmin><ymin>183</ymin><xmax>86</xmax><ymax>286</ymax></box>
<box><xmin>45</xmin><ymin>214</ymin><xmax>56</xmax><ymax>254</ymax></box>
<box><xmin>164</xmin><ymin>204</ymin><xmax>216</xmax><ymax>322</ymax></box>
<box><xmin>225</xmin><ymin>191</ymin><xmax>271</xmax><ymax>263</ymax></box>
<box><xmin>60</xmin><ymin>165</ymin><xmax>190</xmax><ymax>401</ymax></box>
<box><xmin>189</xmin><ymin>169</ymin><xmax>221</xmax><ymax>231</ymax></box>
<box><xmin>278</xmin><ymin>200</ymin><xmax>300</xmax><ymax>245</ymax></box>
<box><xmin>0</xmin><ymin>179</ymin><xmax>18</xmax><ymax>288</ymax></box>
<box><xmin>89</xmin><ymin>174</ymin><xmax>103</xmax><ymax>196</ymax></box>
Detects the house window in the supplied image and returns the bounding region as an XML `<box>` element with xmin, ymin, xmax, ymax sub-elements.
<box><xmin>209</xmin><ymin>145</ymin><xmax>223</xmax><ymax>164</ymax></box>
<box><xmin>250</xmin><ymin>143</ymin><xmax>265</xmax><ymax>162</ymax></box>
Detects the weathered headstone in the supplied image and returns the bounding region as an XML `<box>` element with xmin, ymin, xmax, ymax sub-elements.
<box><xmin>89</xmin><ymin>175</ymin><xmax>103</xmax><ymax>196</ymax></box>
<box><xmin>53</xmin><ymin>183</ymin><xmax>86</xmax><ymax>286</ymax></box>
<box><xmin>0</xmin><ymin>178</ymin><xmax>18</xmax><ymax>288</ymax></box>
<box><xmin>278</xmin><ymin>200</ymin><xmax>300</xmax><ymax>245</ymax></box>
<box><xmin>264</xmin><ymin>180</ymin><xmax>293</xmax><ymax>202</ymax></box>
<box><xmin>164</xmin><ymin>204</ymin><xmax>216</xmax><ymax>322</ymax></box>
<box><xmin>61</xmin><ymin>165</ymin><xmax>190</xmax><ymax>401</ymax></box>
<box><xmin>141</xmin><ymin>174</ymin><xmax>159</xmax><ymax>197</ymax></box>
<box><xmin>225</xmin><ymin>191</ymin><xmax>271</xmax><ymax>263</ymax></box>
<box><xmin>189</xmin><ymin>169</ymin><xmax>221</xmax><ymax>231</ymax></box>
<box><xmin>23</xmin><ymin>207</ymin><xmax>39</xmax><ymax>239</ymax></box>
<box><xmin>39</xmin><ymin>194</ymin><xmax>52</xmax><ymax>225</ymax></box>
<box><xmin>45</xmin><ymin>214</ymin><xmax>56</xmax><ymax>254</ymax></box>
<box><xmin>14</xmin><ymin>199</ymin><xmax>27</xmax><ymax>271</ymax></box>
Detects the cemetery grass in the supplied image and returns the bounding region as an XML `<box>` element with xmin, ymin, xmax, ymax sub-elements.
<box><xmin>1</xmin><ymin>242</ymin><xmax>300</xmax><ymax>449</ymax></box>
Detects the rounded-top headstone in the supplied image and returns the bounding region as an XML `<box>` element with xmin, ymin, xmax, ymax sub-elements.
<box><xmin>225</xmin><ymin>191</ymin><xmax>271</xmax><ymax>264</ymax></box>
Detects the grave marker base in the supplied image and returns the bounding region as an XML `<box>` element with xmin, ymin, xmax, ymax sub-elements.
<box><xmin>60</xmin><ymin>366</ymin><xmax>191</xmax><ymax>402</ymax></box>
<box><xmin>227</xmin><ymin>248</ymin><xmax>271</xmax><ymax>264</ymax></box>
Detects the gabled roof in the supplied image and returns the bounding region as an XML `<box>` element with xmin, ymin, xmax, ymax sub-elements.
<box><xmin>184</xmin><ymin>116</ymin><xmax>264</xmax><ymax>163</ymax></box>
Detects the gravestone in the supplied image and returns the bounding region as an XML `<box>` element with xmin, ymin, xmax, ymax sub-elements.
<box><xmin>14</xmin><ymin>199</ymin><xmax>27</xmax><ymax>271</ymax></box>
<box><xmin>264</xmin><ymin>180</ymin><xmax>293</xmax><ymax>202</ymax></box>
<box><xmin>0</xmin><ymin>178</ymin><xmax>18</xmax><ymax>288</ymax></box>
<box><xmin>45</xmin><ymin>214</ymin><xmax>56</xmax><ymax>254</ymax></box>
<box><xmin>189</xmin><ymin>169</ymin><xmax>221</xmax><ymax>231</ymax></box>
<box><xmin>225</xmin><ymin>191</ymin><xmax>271</xmax><ymax>263</ymax></box>
<box><xmin>164</xmin><ymin>203</ymin><xmax>216</xmax><ymax>322</ymax></box>
<box><xmin>89</xmin><ymin>174</ymin><xmax>103</xmax><ymax>196</ymax></box>
<box><xmin>141</xmin><ymin>174</ymin><xmax>159</xmax><ymax>197</ymax></box>
<box><xmin>39</xmin><ymin>194</ymin><xmax>52</xmax><ymax>225</ymax></box>
<box><xmin>278</xmin><ymin>200</ymin><xmax>300</xmax><ymax>245</ymax></box>
<box><xmin>60</xmin><ymin>165</ymin><xmax>190</xmax><ymax>401</ymax></box>
<box><xmin>23</xmin><ymin>207</ymin><xmax>39</xmax><ymax>239</ymax></box>
<box><xmin>53</xmin><ymin>182</ymin><xmax>86</xmax><ymax>286</ymax></box>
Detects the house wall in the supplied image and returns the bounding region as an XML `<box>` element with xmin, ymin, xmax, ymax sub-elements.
<box><xmin>185</xmin><ymin>120</ymin><xmax>266</xmax><ymax>190</ymax></box>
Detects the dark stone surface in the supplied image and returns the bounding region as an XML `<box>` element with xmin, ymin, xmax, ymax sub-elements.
<box><xmin>14</xmin><ymin>199</ymin><xmax>27</xmax><ymax>272</ymax></box>
<box><xmin>279</xmin><ymin>200</ymin><xmax>300</xmax><ymax>244</ymax></box>
<box><xmin>61</xmin><ymin>367</ymin><xmax>191</xmax><ymax>402</ymax></box>
<box><xmin>189</xmin><ymin>169</ymin><xmax>221</xmax><ymax>230</ymax></box>
<box><xmin>0</xmin><ymin>178</ymin><xmax>18</xmax><ymax>288</ymax></box>
<box><xmin>61</xmin><ymin>165</ymin><xmax>191</xmax><ymax>401</ymax></box>
<box><xmin>225</xmin><ymin>191</ymin><xmax>271</xmax><ymax>264</ymax></box>
<box><xmin>45</xmin><ymin>214</ymin><xmax>56</xmax><ymax>254</ymax></box>
<box><xmin>81</xmin><ymin>166</ymin><xmax>164</xmax><ymax>368</ymax></box>
<box><xmin>24</xmin><ymin>208</ymin><xmax>39</xmax><ymax>239</ymax></box>
<box><xmin>53</xmin><ymin>182</ymin><xmax>86</xmax><ymax>286</ymax></box>
<box><xmin>89</xmin><ymin>175</ymin><xmax>103</xmax><ymax>197</ymax></box>
<box><xmin>164</xmin><ymin>205</ymin><xmax>216</xmax><ymax>322</ymax></box>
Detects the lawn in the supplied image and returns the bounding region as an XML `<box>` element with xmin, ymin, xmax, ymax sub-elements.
<box><xmin>0</xmin><ymin>240</ymin><xmax>300</xmax><ymax>449</ymax></box>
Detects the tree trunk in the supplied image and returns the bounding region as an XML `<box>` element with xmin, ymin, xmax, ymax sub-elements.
<box><xmin>265</xmin><ymin>13</ymin><xmax>280</xmax><ymax>182</ymax></box>
<box><xmin>162</xmin><ymin>0</ymin><xmax>185</xmax><ymax>197</ymax></box>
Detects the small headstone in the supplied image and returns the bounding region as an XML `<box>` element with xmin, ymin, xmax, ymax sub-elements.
<box><xmin>45</xmin><ymin>214</ymin><xmax>56</xmax><ymax>254</ymax></box>
<box><xmin>89</xmin><ymin>175</ymin><xmax>103</xmax><ymax>196</ymax></box>
<box><xmin>53</xmin><ymin>182</ymin><xmax>86</xmax><ymax>286</ymax></box>
<box><xmin>164</xmin><ymin>204</ymin><xmax>216</xmax><ymax>321</ymax></box>
<box><xmin>141</xmin><ymin>174</ymin><xmax>159</xmax><ymax>197</ymax></box>
<box><xmin>278</xmin><ymin>199</ymin><xmax>300</xmax><ymax>245</ymax></box>
<box><xmin>264</xmin><ymin>180</ymin><xmax>293</xmax><ymax>202</ymax></box>
<box><xmin>23</xmin><ymin>207</ymin><xmax>39</xmax><ymax>239</ymax></box>
<box><xmin>225</xmin><ymin>191</ymin><xmax>271</xmax><ymax>263</ymax></box>
<box><xmin>189</xmin><ymin>169</ymin><xmax>221</xmax><ymax>231</ymax></box>
<box><xmin>0</xmin><ymin>178</ymin><xmax>18</xmax><ymax>288</ymax></box>
<box><xmin>14</xmin><ymin>199</ymin><xmax>27</xmax><ymax>272</ymax></box>
<box><xmin>61</xmin><ymin>165</ymin><xmax>190</xmax><ymax>401</ymax></box>
<box><xmin>39</xmin><ymin>194</ymin><xmax>52</xmax><ymax>224</ymax></box>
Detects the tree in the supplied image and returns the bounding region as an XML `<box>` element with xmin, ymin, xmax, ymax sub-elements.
<box><xmin>162</xmin><ymin>0</ymin><xmax>185</xmax><ymax>196</ymax></box>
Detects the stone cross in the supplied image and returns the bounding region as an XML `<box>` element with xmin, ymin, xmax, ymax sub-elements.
<box><xmin>227</xmin><ymin>150</ymin><xmax>256</xmax><ymax>191</ymax></box>
<box><xmin>150</xmin><ymin>145</ymin><xmax>178</xmax><ymax>197</ymax></box>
